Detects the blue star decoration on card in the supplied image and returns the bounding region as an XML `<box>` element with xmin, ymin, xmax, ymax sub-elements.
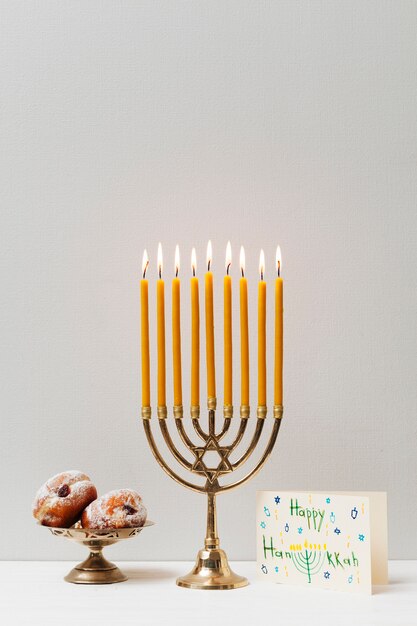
<box><xmin>358</xmin><ymin>533</ymin><xmax>365</xmax><ymax>541</ymax></box>
<box><xmin>297</xmin><ymin>527</ymin><xmax>303</xmax><ymax>534</ymax></box>
<box><xmin>274</xmin><ymin>496</ymin><xmax>281</xmax><ymax>504</ymax></box>
<box><xmin>324</xmin><ymin>571</ymin><xmax>330</xmax><ymax>579</ymax></box>
<box><xmin>326</xmin><ymin>497</ymin><xmax>331</xmax><ymax>504</ymax></box>
<box><xmin>334</xmin><ymin>527</ymin><xmax>341</xmax><ymax>535</ymax></box>
<box><xmin>275</xmin><ymin>566</ymin><xmax>279</xmax><ymax>573</ymax></box>
<box><xmin>260</xmin><ymin>521</ymin><xmax>266</xmax><ymax>529</ymax></box>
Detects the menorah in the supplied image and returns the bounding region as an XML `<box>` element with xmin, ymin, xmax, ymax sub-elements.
<box><xmin>140</xmin><ymin>242</ymin><xmax>284</xmax><ymax>589</ymax></box>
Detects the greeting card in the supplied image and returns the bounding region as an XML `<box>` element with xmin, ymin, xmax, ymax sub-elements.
<box><xmin>256</xmin><ymin>491</ymin><xmax>387</xmax><ymax>594</ymax></box>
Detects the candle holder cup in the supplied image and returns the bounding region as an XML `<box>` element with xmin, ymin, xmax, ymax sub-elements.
<box><xmin>142</xmin><ymin>401</ymin><xmax>283</xmax><ymax>590</ymax></box>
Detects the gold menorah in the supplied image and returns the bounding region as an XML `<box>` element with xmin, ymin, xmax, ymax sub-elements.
<box><xmin>142</xmin><ymin>402</ymin><xmax>283</xmax><ymax>589</ymax></box>
<box><xmin>140</xmin><ymin>243</ymin><xmax>284</xmax><ymax>589</ymax></box>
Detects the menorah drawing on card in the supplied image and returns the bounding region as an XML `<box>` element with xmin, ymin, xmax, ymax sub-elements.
<box><xmin>292</xmin><ymin>548</ymin><xmax>326</xmax><ymax>584</ymax></box>
<box><xmin>140</xmin><ymin>241</ymin><xmax>284</xmax><ymax>589</ymax></box>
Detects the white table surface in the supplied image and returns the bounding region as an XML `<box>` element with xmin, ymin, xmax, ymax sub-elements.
<box><xmin>1</xmin><ymin>560</ymin><xmax>416</xmax><ymax>626</ymax></box>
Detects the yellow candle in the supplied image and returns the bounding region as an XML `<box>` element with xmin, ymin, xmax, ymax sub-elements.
<box><xmin>205</xmin><ymin>240</ymin><xmax>216</xmax><ymax>400</ymax></box>
<box><xmin>191</xmin><ymin>248</ymin><xmax>200</xmax><ymax>408</ymax></box>
<box><xmin>239</xmin><ymin>246</ymin><xmax>249</xmax><ymax>408</ymax></box>
<box><xmin>141</xmin><ymin>250</ymin><xmax>150</xmax><ymax>407</ymax></box>
<box><xmin>224</xmin><ymin>241</ymin><xmax>232</xmax><ymax>407</ymax></box>
<box><xmin>157</xmin><ymin>243</ymin><xmax>166</xmax><ymax>407</ymax></box>
<box><xmin>172</xmin><ymin>245</ymin><xmax>182</xmax><ymax>407</ymax></box>
<box><xmin>274</xmin><ymin>246</ymin><xmax>283</xmax><ymax>405</ymax></box>
<box><xmin>258</xmin><ymin>249</ymin><xmax>266</xmax><ymax>407</ymax></box>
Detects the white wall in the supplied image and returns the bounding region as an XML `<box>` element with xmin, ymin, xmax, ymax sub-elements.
<box><xmin>1</xmin><ymin>1</ymin><xmax>416</xmax><ymax>561</ymax></box>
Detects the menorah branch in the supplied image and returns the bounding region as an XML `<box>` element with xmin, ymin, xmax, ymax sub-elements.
<box><xmin>192</xmin><ymin>418</ymin><xmax>210</xmax><ymax>443</ymax></box>
<box><xmin>215</xmin><ymin>417</ymin><xmax>232</xmax><ymax>441</ymax></box>
<box><xmin>175</xmin><ymin>418</ymin><xmax>198</xmax><ymax>450</ymax></box>
<box><xmin>227</xmin><ymin>419</ymin><xmax>248</xmax><ymax>451</ymax></box>
<box><xmin>142</xmin><ymin>419</ymin><xmax>205</xmax><ymax>495</ymax></box>
<box><xmin>218</xmin><ymin>417</ymin><xmax>282</xmax><ymax>493</ymax></box>
<box><xmin>158</xmin><ymin>418</ymin><xmax>194</xmax><ymax>473</ymax></box>
<box><xmin>231</xmin><ymin>418</ymin><xmax>265</xmax><ymax>470</ymax></box>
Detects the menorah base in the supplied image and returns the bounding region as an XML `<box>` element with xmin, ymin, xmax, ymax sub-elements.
<box><xmin>176</xmin><ymin>547</ymin><xmax>248</xmax><ymax>590</ymax></box>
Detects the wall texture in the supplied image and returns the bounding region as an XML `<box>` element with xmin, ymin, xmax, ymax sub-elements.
<box><xmin>1</xmin><ymin>1</ymin><xmax>416</xmax><ymax>561</ymax></box>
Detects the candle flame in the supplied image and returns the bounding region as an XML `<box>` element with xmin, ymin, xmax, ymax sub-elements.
<box><xmin>142</xmin><ymin>249</ymin><xmax>149</xmax><ymax>279</ymax></box>
<box><xmin>206</xmin><ymin>240</ymin><xmax>212</xmax><ymax>272</ymax></box>
<box><xmin>175</xmin><ymin>244</ymin><xmax>180</xmax><ymax>277</ymax></box>
<box><xmin>191</xmin><ymin>247</ymin><xmax>197</xmax><ymax>276</ymax></box>
<box><xmin>276</xmin><ymin>245</ymin><xmax>282</xmax><ymax>277</ymax></box>
<box><xmin>157</xmin><ymin>242</ymin><xmax>163</xmax><ymax>279</ymax></box>
<box><xmin>240</xmin><ymin>246</ymin><xmax>245</xmax><ymax>277</ymax></box>
<box><xmin>259</xmin><ymin>249</ymin><xmax>265</xmax><ymax>281</ymax></box>
<box><xmin>225</xmin><ymin>241</ymin><xmax>232</xmax><ymax>275</ymax></box>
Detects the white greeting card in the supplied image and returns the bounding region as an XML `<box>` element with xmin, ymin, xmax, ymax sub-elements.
<box><xmin>256</xmin><ymin>491</ymin><xmax>387</xmax><ymax>594</ymax></box>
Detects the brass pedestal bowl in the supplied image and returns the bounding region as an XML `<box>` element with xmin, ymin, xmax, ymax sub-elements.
<box><xmin>47</xmin><ymin>521</ymin><xmax>154</xmax><ymax>584</ymax></box>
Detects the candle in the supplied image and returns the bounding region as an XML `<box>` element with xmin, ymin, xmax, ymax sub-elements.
<box><xmin>258</xmin><ymin>249</ymin><xmax>266</xmax><ymax>408</ymax></box>
<box><xmin>205</xmin><ymin>240</ymin><xmax>216</xmax><ymax>402</ymax></box>
<box><xmin>172</xmin><ymin>245</ymin><xmax>182</xmax><ymax>407</ymax></box>
<box><xmin>141</xmin><ymin>250</ymin><xmax>150</xmax><ymax>408</ymax></box>
<box><xmin>157</xmin><ymin>243</ymin><xmax>166</xmax><ymax>408</ymax></box>
<box><xmin>239</xmin><ymin>246</ymin><xmax>249</xmax><ymax>410</ymax></box>
<box><xmin>274</xmin><ymin>246</ymin><xmax>283</xmax><ymax>406</ymax></box>
<box><xmin>190</xmin><ymin>248</ymin><xmax>200</xmax><ymax>410</ymax></box>
<box><xmin>224</xmin><ymin>241</ymin><xmax>232</xmax><ymax>410</ymax></box>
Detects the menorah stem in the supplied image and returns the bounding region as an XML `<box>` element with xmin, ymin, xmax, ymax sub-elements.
<box><xmin>205</xmin><ymin>492</ymin><xmax>219</xmax><ymax>550</ymax></box>
<box><xmin>177</xmin><ymin>487</ymin><xmax>247</xmax><ymax>590</ymax></box>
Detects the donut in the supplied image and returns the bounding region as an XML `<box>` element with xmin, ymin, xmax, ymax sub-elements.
<box><xmin>33</xmin><ymin>471</ymin><xmax>97</xmax><ymax>528</ymax></box>
<box><xmin>81</xmin><ymin>489</ymin><xmax>147</xmax><ymax>529</ymax></box>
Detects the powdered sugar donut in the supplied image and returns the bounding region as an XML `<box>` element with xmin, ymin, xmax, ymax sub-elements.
<box><xmin>81</xmin><ymin>489</ymin><xmax>147</xmax><ymax>529</ymax></box>
<box><xmin>33</xmin><ymin>470</ymin><xmax>97</xmax><ymax>528</ymax></box>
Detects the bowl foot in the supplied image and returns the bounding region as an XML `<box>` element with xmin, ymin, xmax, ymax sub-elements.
<box><xmin>65</xmin><ymin>550</ymin><xmax>127</xmax><ymax>584</ymax></box>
